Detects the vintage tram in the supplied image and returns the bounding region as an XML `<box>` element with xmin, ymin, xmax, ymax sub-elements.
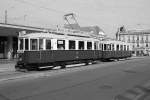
<box><xmin>15</xmin><ymin>29</ymin><xmax>132</xmax><ymax>71</ymax></box>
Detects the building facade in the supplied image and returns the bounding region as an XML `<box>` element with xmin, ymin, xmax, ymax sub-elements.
<box><xmin>116</xmin><ymin>26</ymin><xmax>150</xmax><ymax>56</ymax></box>
<box><xmin>0</xmin><ymin>23</ymin><xmax>45</xmax><ymax>59</ymax></box>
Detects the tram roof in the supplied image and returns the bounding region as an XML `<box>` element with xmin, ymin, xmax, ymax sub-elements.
<box><xmin>101</xmin><ymin>40</ymin><xmax>130</xmax><ymax>45</ymax></box>
<box><xmin>19</xmin><ymin>32</ymin><xmax>99</xmax><ymax>41</ymax></box>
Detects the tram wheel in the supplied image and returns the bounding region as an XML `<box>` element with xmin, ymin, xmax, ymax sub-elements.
<box><xmin>61</xmin><ymin>64</ymin><xmax>66</xmax><ymax>69</ymax></box>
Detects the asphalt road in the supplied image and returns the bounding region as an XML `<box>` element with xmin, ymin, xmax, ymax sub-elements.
<box><xmin>0</xmin><ymin>57</ymin><xmax>150</xmax><ymax>100</ymax></box>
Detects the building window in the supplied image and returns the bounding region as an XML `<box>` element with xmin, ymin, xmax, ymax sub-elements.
<box><xmin>87</xmin><ymin>42</ymin><xmax>92</xmax><ymax>50</ymax></box>
<box><xmin>30</xmin><ymin>39</ymin><xmax>38</xmax><ymax>50</ymax></box>
<box><xmin>69</xmin><ymin>40</ymin><xmax>75</xmax><ymax>50</ymax></box>
<box><xmin>132</xmin><ymin>35</ymin><xmax>135</xmax><ymax>43</ymax></box>
<box><xmin>137</xmin><ymin>43</ymin><xmax>139</xmax><ymax>47</ymax></box>
<box><xmin>137</xmin><ymin>35</ymin><xmax>139</xmax><ymax>42</ymax></box>
<box><xmin>146</xmin><ymin>35</ymin><xmax>148</xmax><ymax>43</ymax></box>
<box><xmin>128</xmin><ymin>35</ymin><xmax>130</xmax><ymax>43</ymax></box>
<box><xmin>141</xmin><ymin>36</ymin><xmax>144</xmax><ymax>43</ymax></box>
<box><xmin>146</xmin><ymin>43</ymin><xmax>148</xmax><ymax>47</ymax></box>
<box><xmin>133</xmin><ymin>45</ymin><xmax>134</xmax><ymax>48</ymax></box>
<box><xmin>79</xmin><ymin>41</ymin><xmax>84</xmax><ymax>50</ymax></box>
<box><xmin>57</xmin><ymin>40</ymin><xmax>65</xmax><ymax>50</ymax></box>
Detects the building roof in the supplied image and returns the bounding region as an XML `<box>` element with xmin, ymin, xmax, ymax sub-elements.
<box><xmin>64</xmin><ymin>24</ymin><xmax>105</xmax><ymax>35</ymax></box>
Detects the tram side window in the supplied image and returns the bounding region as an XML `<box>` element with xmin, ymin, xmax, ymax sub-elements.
<box><xmin>69</xmin><ymin>40</ymin><xmax>75</xmax><ymax>50</ymax></box>
<box><xmin>102</xmin><ymin>44</ymin><xmax>104</xmax><ymax>51</ymax></box>
<box><xmin>112</xmin><ymin>44</ymin><xmax>114</xmax><ymax>51</ymax></box>
<box><xmin>87</xmin><ymin>42</ymin><xmax>92</xmax><ymax>50</ymax></box>
<box><xmin>124</xmin><ymin>45</ymin><xmax>126</xmax><ymax>51</ymax></box>
<box><xmin>19</xmin><ymin>39</ymin><xmax>23</xmax><ymax>50</ymax></box>
<box><xmin>57</xmin><ymin>40</ymin><xmax>65</xmax><ymax>50</ymax></box>
<box><xmin>99</xmin><ymin>43</ymin><xmax>102</xmax><ymax>50</ymax></box>
<box><xmin>46</xmin><ymin>40</ymin><xmax>51</xmax><ymax>50</ymax></box>
<box><xmin>109</xmin><ymin>44</ymin><xmax>112</xmax><ymax>51</ymax></box>
<box><xmin>30</xmin><ymin>39</ymin><xmax>38</xmax><ymax>50</ymax></box>
<box><xmin>116</xmin><ymin>45</ymin><xmax>119</xmax><ymax>51</ymax></box>
<box><xmin>79</xmin><ymin>41</ymin><xmax>84</xmax><ymax>50</ymax></box>
<box><xmin>104</xmin><ymin>44</ymin><xmax>107</xmax><ymax>51</ymax></box>
<box><xmin>39</xmin><ymin>39</ymin><xmax>44</xmax><ymax>50</ymax></box>
<box><xmin>107</xmin><ymin>44</ymin><xmax>111</xmax><ymax>51</ymax></box>
<box><xmin>120</xmin><ymin>45</ymin><xmax>123</xmax><ymax>51</ymax></box>
<box><xmin>25</xmin><ymin>39</ymin><xmax>28</xmax><ymax>50</ymax></box>
<box><xmin>127</xmin><ymin>46</ymin><xmax>129</xmax><ymax>51</ymax></box>
<box><xmin>94</xmin><ymin>42</ymin><xmax>98</xmax><ymax>50</ymax></box>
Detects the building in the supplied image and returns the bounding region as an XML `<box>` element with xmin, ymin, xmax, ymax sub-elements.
<box><xmin>0</xmin><ymin>23</ymin><xmax>45</xmax><ymax>59</ymax></box>
<box><xmin>116</xmin><ymin>26</ymin><xmax>150</xmax><ymax>56</ymax></box>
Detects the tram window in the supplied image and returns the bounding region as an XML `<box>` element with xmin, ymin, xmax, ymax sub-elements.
<box><xmin>39</xmin><ymin>39</ymin><xmax>44</xmax><ymax>50</ymax></box>
<box><xmin>99</xmin><ymin>43</ymin><xmax>102</xmax><ymax>50</ymax></box>
<box><xmin>19</xmin><ymin>39</ymin><xmax>23</xmax><ymax>50</ymax></box>
<box><xmin>124</xmin><ymin>45</ymin><xmax>126</xmax><ymax>51</ymax></box>
<box><xmin>101</xmin><ymin>44</ymin><xmax>103</xmax><ymax>50</ymax></box>
<box><xmin>116</xmin><ymin>45</ymin><xmax>119</xmax><ymax>51</ymax></box>
<box><xmin>25</xmin><ymin>39</ymin><xmax>28</xmax><ymax>50</ymax></box>
<box><xmin>94</xmin><ymin>42</ymin><xmax>98</xmax><ymax>50</ymax></box>
<box><xmin>79</xmin><ymin>41</ymin><xmax>84</xmax><ymax>50</ymax></box>
<box><xmin>112</xmin><ymin>44</ymin><xmax>114</xmax><ymax>51</ymax></box>
<box><xmin>69</xmin><ymin>40</ymin><xmax>75</xmax><ymax>50</ymax></box>
<box><xmin>120</xmin><ymin>45</ymin><xmax>123</xmax><ymax>51</ymax></box>
<box><xmin>109</xmin><ymin>44</ymin><xmax>112</xmax><ymax>51</ymax></box>
<box><xmin>127</xmin><ymin>46</ymin><xmax>129</xmax><ymax>51</ymax></box>
<box><xmin>30</xmin><ymin>39</ymin><xmax>38</xmax><ymax>50</ymax></box>
<box><xmin>87</xmin><ymin>42</ymin><xmax>92</xmax><ymax>50</ymax></box>
<box><xmin>57</xmin><ymin>40</ymin><xmax>65</xmax><ymax>50</ymax></box>
<box><xmin>46</xmin><ymin>40</ymin><xmax>51</xmax><ymax>50</ymax></box>
<box><xmin>104</xmin><ymin>44</ymin><xmax>107</xmax><ymax>51</ymax></box>
<box><xmin>107</xmin><ymin>44</ymin><xmax>111</xmax><ymax>51</ymax></box>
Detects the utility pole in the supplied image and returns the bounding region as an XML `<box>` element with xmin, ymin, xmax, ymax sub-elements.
<box><xmin>5</xmin><ymin>10</ymin><xmax>8</xmax><ymax>24</ymax></box>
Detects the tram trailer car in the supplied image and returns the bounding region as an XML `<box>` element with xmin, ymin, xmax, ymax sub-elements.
<box><xmin>101</xmin><ymin>40</ymin><xmax>132</xmax><ymax>61</ymax></box>
<box><xmin>15</xmin><ymin>31</ymin><xmax>132</xmax><ymax>71</ymax></box>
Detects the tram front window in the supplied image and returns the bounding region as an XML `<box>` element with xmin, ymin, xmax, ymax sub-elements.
<box><xmin>19</xmin><ymin>39</ymin><xmax>23</xmax><ymax>50</ymax></box>
<box><xmin>25</xmin><ymin>39</ymin><xmax>28</xmax><ymax>50</ymax></box>
<box><xmin>30</xmin><ymin>39</ymin><xmax>38</xmax><ymax>50</ymax></box>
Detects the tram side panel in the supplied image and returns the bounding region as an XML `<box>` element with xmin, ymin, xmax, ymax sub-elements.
<box><xmin>22</xmin><ymin>50</ymin><xmax>101</xmax><ymax>66</ymax></box>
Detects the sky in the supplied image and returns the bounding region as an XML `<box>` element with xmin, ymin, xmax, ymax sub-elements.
<box><xmin>0</xmin><ymin>0</ymin><xmax>150</xmax><ymax>37</ymax></box>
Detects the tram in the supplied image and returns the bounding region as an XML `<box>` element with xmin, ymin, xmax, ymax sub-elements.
<box><xmin>15</xmin><ymin>29</ymin><xmax>132</xmax><ymax>71</ymax></box>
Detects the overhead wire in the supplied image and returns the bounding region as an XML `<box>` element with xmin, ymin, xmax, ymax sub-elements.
<box><xmin>12</xmin><ymin>0</ymin><xmax>100</xmax><ymax>26</ymax></box>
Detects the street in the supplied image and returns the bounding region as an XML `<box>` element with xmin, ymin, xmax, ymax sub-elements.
<box><xmin>0</xmin><ymin>57</ymin><xmax>150</xmax><ymax>100</ymax></box>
